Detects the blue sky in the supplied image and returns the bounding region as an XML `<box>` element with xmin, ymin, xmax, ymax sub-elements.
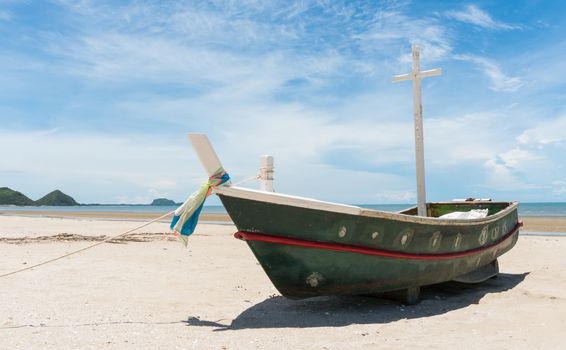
<box><xmin>1</xmin><ymin>0</ymin><xmax>566</xmax><ymax>204</ymax></box>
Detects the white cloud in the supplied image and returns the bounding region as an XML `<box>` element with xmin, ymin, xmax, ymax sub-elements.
<box><xmin>482</xmin><ymin>157</ymin><xmax>537</xmax><ymax>191</ymax></box>
<box><xmin>356</xmin><ymin>10</ymin><xmax>452</xmax><ymax>63</ymax></box>
<box><xmin>426</xmin><ymin>112</ymin><xmax>514</xmax><ymax>166</ymax></box>
<box><xmin>517</xmin><ymin>115</ymin><xmax>566</xmax><ymax>146</ymax></box>
<box><xmin>454</xmin><ymin>54</ymin><xmax>523</xmax><ymax>92</ymax></box>
<box><xmin>515</xmin><ymin>40</ymin><xmax>566</xmax><ymax>91</ymax></box>
<box><xmin>373</xmin><ymin>190</ymin><xmax>415</xmax><ymax>203</ymax></box>
<box><xmin>424</xmin><ymin>109</ymin><xmax>549</xmax><ymax>195</ymax></box>
<box><xmin>41</xmin><ymin>27</ymin><xmax>355</xmax><ymax>108</ymax></box>
<box><xmin>0</xmin><ymin>130</ymin><xmax>202</xmax><ymax>203</ymax></box>
<box><xmin>3</xmin><ymin>0</ymin><xmax>566</xmax><ymax>203</ymax></box>
<box><xmin>0</xmin><ymin>112</ymin><xmax>415</xmax><ymax>204</ymax></box>
<box><xmin>498</xmin><ymin>147</ymin><xmax>539</xmax><ymax>169</ymax></box>
<box><xmin>472</xmin><ymin>117</ymin><xmax>566</xmax><ymax>195</ymax></box>
<box><xmin>445</xmin><ymin>4</ymin><xmax>518</xmax><ymax>30</ymax></box>
<box><xmin>50</xmin><ymin>0</ymin><xmax>454</xmax><ymax>87</ymax></box>
<box><xmin>272</xmin><ymin>162</ymin><xmax>413</xmax><ymax>204</ymax></box>
<box><xmin>553</xmin><ymin>180</ymin><xmax>566</xmax><ymax>195</ymax></box>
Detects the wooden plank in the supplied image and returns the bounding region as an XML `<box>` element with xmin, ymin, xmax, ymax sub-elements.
<box><xmin>187</xmin><ymin>133</ymin><xmax>224</xmax><ymax>177</ymax></box>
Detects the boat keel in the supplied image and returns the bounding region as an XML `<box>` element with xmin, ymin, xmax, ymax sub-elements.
<box><xmin>452</xmin><ymin>259</ymin><xmax>499</xmax><ymax>283</ymax></box>
<box><xmin>382</xmin><ymin>286</ymin><xmax>421</xmax><ymax>305</ymax></box>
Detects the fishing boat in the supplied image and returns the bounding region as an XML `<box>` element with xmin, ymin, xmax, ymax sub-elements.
<box><xmin>181</xmin><ymin>46</ymin><xmax>521</xmax><ymax>303</ymax></box>
<box><xmin>220</xmin><ymin>186</ymin><xmax>520</xmax><ymax>301</ymax></box>
<box><xmin>186</xmin><ymin>133</ymin><xmax>521</xmax><ymax>303</ymax></box>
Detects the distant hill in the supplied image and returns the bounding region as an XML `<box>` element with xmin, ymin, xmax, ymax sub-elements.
<box><xmin>0</xmin><ymin>187</ymin><xmax>79</xmax><ymax>206</ymax></box>
<box><xmin>36</xmin><ymin>190</ymin><xmax>79</xmax><ymax>206</ymax></box>
<box><xmin>150</xmin><ymin>198</ymin><xmax>179</xmax><ymax>206</ymax></box>
<box><xmin>0</xmin><ymin>187</ymin><xmax>35</xmax><ymax>206</ymax></box>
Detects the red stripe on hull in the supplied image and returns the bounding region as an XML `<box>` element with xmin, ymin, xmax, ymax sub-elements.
<box><xmin>235</xmin><ymin>221</ymin><xmax>522</xmax><ymax>261</ymax></box>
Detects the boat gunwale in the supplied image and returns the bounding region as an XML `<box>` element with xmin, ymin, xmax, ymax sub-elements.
<box><xmin>215</xmin><ymin>186</ymin><xmax>518</xmax><ymax>226</ymax></box>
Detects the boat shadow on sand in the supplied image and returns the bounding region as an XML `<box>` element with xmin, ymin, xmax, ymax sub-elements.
<box><xmin>184</xmin><ymin>272</ymin><xmax>528</xmax><ymax>330</ymax></box>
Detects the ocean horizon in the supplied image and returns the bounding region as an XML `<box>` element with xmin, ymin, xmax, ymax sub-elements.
<box><xmin>2</xmin><ymin>202</ymin><xmax>566</xmax><ymax>217</ymax></box>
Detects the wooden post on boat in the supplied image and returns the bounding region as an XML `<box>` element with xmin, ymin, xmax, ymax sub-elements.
<box><xmin>259</xmin><ymin>155</ymin><xmax>274</xmax><ymax>192</ymax></box>
<box><xmin>187</xmin><ymin>133</ymin><xmax>225</xmax><ymax>178</ymax></box>
<box><xmin>392</xmin><ymin>45</ymin><xmax>441</xmax><ymax>217</ymax></box>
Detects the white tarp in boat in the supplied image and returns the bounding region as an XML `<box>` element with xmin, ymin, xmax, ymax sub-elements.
<box><xmin>439</xmin><ymin>209</ymin><xmax>489</xmax><ymax>219</ymax></box>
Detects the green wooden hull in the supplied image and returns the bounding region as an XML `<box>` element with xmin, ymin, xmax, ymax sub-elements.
<box><xmin>218</xmin><ymin>189</ymin><xmax>520</xmax><ymax>300</ymax></box>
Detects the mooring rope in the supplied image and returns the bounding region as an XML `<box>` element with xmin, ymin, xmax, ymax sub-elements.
<box><xmin>0</xmin><ymin>210</ymin><xmax>175</xmax><ymax>279</ymax></box>
<box><xmin>0</xmin><ymin>172</ymin><xmax>261</xmax><ymax>279</ymax></box>
<box><xmin>232</xmin><ymin>175</ymin><xmax>260</xmax><ymax>187</ymax></box>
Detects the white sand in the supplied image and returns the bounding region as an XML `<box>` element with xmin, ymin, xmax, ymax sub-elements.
<box><xmin>1</xmin><ymin>216</ymin><xmax>565</xmax><ymax>349</ymax></box>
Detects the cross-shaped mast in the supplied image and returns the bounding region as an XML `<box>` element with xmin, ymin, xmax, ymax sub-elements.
<box><xmin>392</xmin><ymin>45</ymin><xmax>442</xmax><ymax>217</ymax></box>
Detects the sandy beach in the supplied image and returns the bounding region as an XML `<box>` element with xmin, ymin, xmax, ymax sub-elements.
<box><xmin>0</xmin><ymin>210</ymin><xmax>231</xmax><ymax>224</ymax></box>
<box><xmin>2</xmin><ymin>209</ymin><xmax>563</xmax><ymax>232</ymax></box>
<box><xmin>1</xmin><ymin>213</ymin><xmax>565</xmax><ymax>349</ymax></box>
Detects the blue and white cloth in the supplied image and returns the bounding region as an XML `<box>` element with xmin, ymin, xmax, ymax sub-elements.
<box><xmin>170</xmin><ymin>168</ymin><xmax>230</xmax><ymax>245</ymax></box>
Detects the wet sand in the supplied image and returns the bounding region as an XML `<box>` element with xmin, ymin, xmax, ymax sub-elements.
<box><xmin>0</xmin><ymin>210</ymin><xmax>231</xmax><ymax>223</ymax></box>
<box><xmin>1</xmin><ymin>215</ymin><xmax>565</xmax><ymax>349</ymax></box>
<box><xmin>520</xmin><ymin>216</ymin><xmax>566</xmax><ymax>233</ymax></box>
<box><xmin>1</xmin><ymin>209</ymin><xmax>564</xmax><ymax>233</ymax></box>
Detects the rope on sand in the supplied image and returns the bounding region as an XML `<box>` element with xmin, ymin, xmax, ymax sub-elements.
<box><xmin>0</xmin><ymin>210</ymin><xmax>175</xmax><ymax>279</ymax></box>
<box><xmin>0</xmin><ymin>172</ymin><xmax>259</xmax><ymax>279</ymax></box>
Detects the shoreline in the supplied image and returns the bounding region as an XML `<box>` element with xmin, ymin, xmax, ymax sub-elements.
<box><xmin>0</xmin><ymin>210</ymin><xmax>231</xmax><ymax>223</ymax></box>
<box><xmin>1</xmin><ymin>210</ymin><xmax>565</xmax><ymax>233</ymax></box>
<box><xmin>519</xmin><ymin>216</ymin><xmax>566</xmax><ymax>233</ymax></box>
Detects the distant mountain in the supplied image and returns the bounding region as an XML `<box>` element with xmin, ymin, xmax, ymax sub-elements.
<box><xmin>0</xmin><ymin>187</ymin><xmax>79</xmax><ymax>206</ymax></box>
<box><xmin>0</xmin><ymin>187</ymin><xmax>35</xmax><ymax>206</ymax></box>
<box><xmin>35</xmin><ymin>190</ymin><xmax>79</xmax><ymax>206</ymax></box>
<box><xmin>150</xmin><ymin>198</ymin><xmax>179</xmax><ymax>206</ymax></box>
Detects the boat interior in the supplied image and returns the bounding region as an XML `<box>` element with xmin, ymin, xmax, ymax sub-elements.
<box><xmin>399</xmin><ymin>201</ymin><xmax>514</xmax><ymax>218</ymax></box>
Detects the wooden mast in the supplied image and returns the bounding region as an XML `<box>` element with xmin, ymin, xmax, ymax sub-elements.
<box><xmin>392</xmin><ymin>45</ymin><xmax>441</xmax><ymax>217</ymax></box>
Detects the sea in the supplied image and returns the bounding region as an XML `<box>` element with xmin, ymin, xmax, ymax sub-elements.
<box><xmin>1</xmin><ymin>202</ymin><xmax>566</xmax><ymax>216</ymax></box>
<box><xmin>1</xmin><ymin>202</ymin><xmax>566</xmax><ymax>236</ymax></box>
